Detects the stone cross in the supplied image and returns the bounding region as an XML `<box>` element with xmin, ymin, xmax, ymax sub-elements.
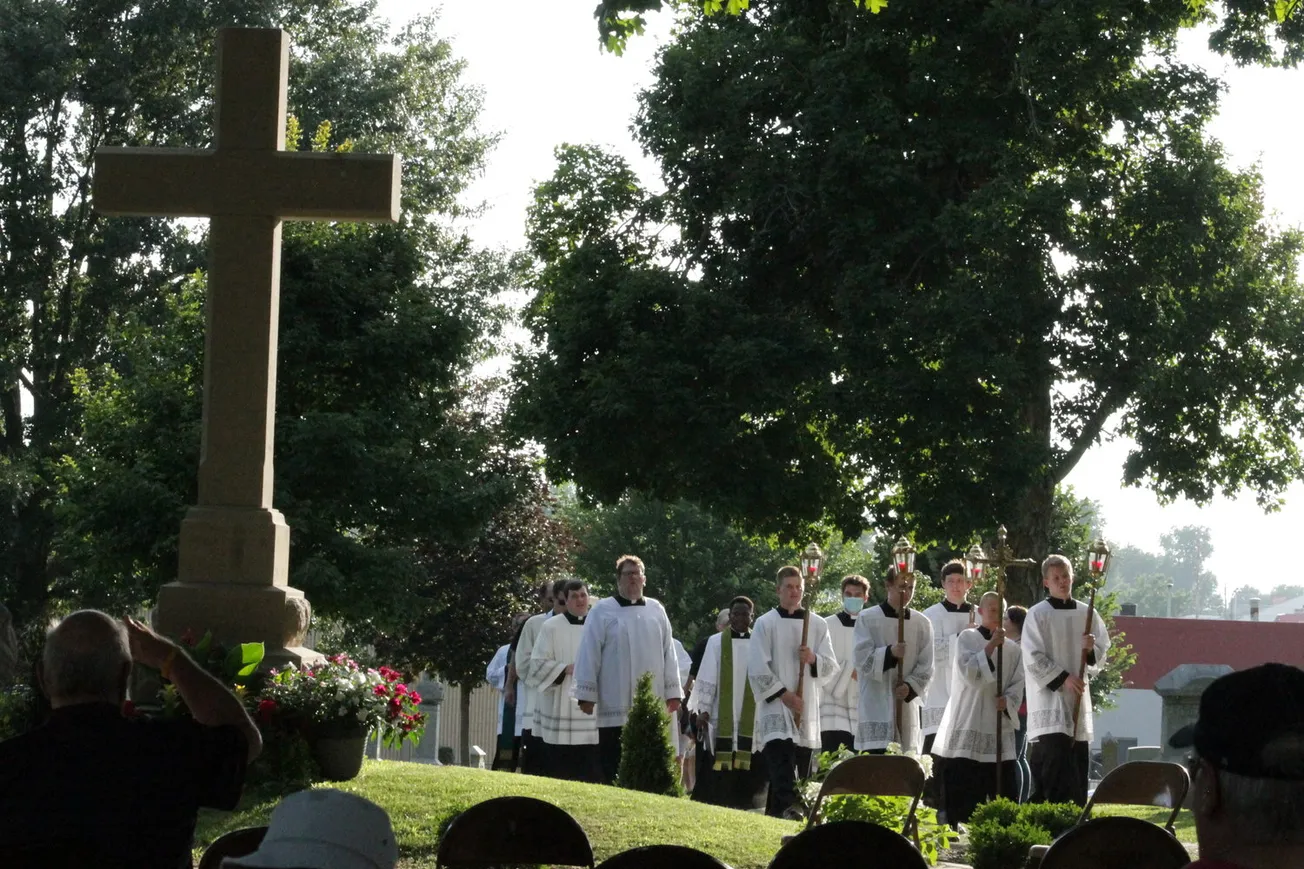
<box><xmin>94</xmin><ymin>28</ymin><xmax>401</xmax><ymax>662</ymax></box>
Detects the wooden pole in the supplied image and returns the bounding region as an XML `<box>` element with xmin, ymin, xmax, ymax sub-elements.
<box><xmin>1071</xmin><ymin>583</ymin><xmax>1099</xmax><ymax>742</ymax></box>
<box><xmin>794</xmin><ymin>609</ymin><xmax>810</xmax><ymax>730</ymax></box>
<box><xmin>995</xmin><ymin>569</ymin><xmax>1005</xmax><ymax>797</ymax></box>
<box><xmin>895</xmin><ymin>601</ymin><xmax>906</xmax><ymax>742</ymax></box>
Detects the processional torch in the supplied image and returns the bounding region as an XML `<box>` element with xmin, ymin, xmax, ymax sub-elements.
<box><xmin>792</xmin><ymin>542</ymin><xmax>824</xmax><ymax>730</ymax></box>
<box><xmin>964</xmin><ymin>527</ymin><xmax>1037</xmax><ymax>797</ymax></box>
<box><xmin>891</xmin><ymin>536</ymin><xmax>916</xmax><ymax>744</ymax></box>
<box><xmin>1071</xmin><ymin>537</ymin><xmax>1112</xmax><ymax>742</ymax></box>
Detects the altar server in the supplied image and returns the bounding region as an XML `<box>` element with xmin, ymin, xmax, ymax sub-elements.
<box><xmin>820</xmin><ymin>575</ymin><xmax>869</xmax><ymax>753</ymax></box>
<box><xmin>854</xmin><ymin>566</ymin><xmax>934</xmax><ymax>754</ymax></box>
<box><xmin>524</xmin><ymin>580</ymin><xmax>600</xmax><ymax>781</ymax></box>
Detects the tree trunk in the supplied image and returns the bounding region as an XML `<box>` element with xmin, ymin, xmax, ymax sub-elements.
<box><xmin>1007</xmin><ymin>476</ymin><xmax>1054</xmax><ymax>605</ymax></box>
<box><xmin>459</xmin><ymin>686</ymin><xmax>471</xmax><ymax>767</ymax></box>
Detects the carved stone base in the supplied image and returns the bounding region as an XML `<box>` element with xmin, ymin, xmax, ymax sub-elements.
<box><xmin>155</xmin><ymin>580</ymin><xmax>320</xmax><ymax>666</ymax></box>
<box><xmin>178</xmin><ymin>505</ymin><xmax>290</xmax><ymax>586</ymax></box>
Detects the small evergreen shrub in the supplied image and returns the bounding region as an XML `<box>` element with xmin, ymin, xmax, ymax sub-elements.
<box><xmin>969</xmin><ymin>797</ymin><xmax>1021</xmax><ymax>829</ymax></box>
<box><xmin>968</xmin><ymin>819</ymin><xmax>1052</xmax><ymax>869</ymax></box>
<box><xmin>1019</xmin><ymin>801</ymin><xmax>1080</xmax><ymax>838</ymax></box>
<box><xmin>618</xmin><ymin>671</ymin><xmax>682</xmax><ymax>797</ymax></box>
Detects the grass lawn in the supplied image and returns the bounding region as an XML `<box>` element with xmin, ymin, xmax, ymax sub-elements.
<box><xmin>195</xmin><ymin>761</ymin><xmax>801</xmax><ymax>869</ymax></box>
<box><xmin>194</xmin><ymin>761</ymin><xmax>1199</xmax><ymax>868</ymax></box>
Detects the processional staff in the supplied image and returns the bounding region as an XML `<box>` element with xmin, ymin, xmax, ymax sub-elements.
<box><xmin>891</xmin><ymin>536</ymin><xmax>917</xmax><ymax>744</ymax></box>
<box><xmin>1072</xmin><ymin>538</ymin><xmax>1112</xmax><ymax>741</ymax></box>
<box><xmin>964</xmin><ymin>527</ymin><xmax>1037</xmax><ymax>797</ymax></box>
<box><xmin>793</xmin><ymin>542</ymin><xmax>824</xmax><ymax>730</ymax></box>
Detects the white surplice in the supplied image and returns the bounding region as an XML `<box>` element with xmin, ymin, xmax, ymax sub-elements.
<box><xmin>819</xmin><ymin>611</ymin><xmax>859</xmax><ymax>737</ymax></box>
<box><xmin>1022</xmin><ymin>598</ymin><xmax>1110</xmax><ymax>742</ymax></box>
<box><xmin>748</xmin><ymin>608</ymin><xmax>839</xmax><ymax>750</ymax></box>
<box><xmin>515</xmin><ymin>611</ymin><xmax>555</xmax><ymax>735</ymax></box>
<box><xmin>523</xmin><ymin>613</ymin><xmax>598</xmax><ymax>746</ymax></box>
<box><xmin>933</xmin><ymin>627</ymin><xmax>1024</xmax><ymax>762</ymax></box>
<box><xmin>486</xmin><ymin>643</ymin><xmax>509</xmax><ymax>738</ymax></box>
<box><xmin>854</xmin><ymin>602</ymin><xmax>934</xmax><ymax>753</ymax></box>
<box><xmin>921</xmin><ymin>601</ymin><xmax>976</xmax><ymax>736</ymax></box>
<box><xmin>573</xmin><ymin>595</ymin><xmax>683</xmax><ymax>728</ymax></box>
<box><xmin>688</xmin><ymin>631</ymin><xmax>757</xmax><ymax>751</ymax></box>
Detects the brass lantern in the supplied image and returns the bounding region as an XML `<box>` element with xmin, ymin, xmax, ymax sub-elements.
<box><xmin>801</xmin><ymin>542</ymin><xmax>824</xmax><ymax>580</ymax></box>
<box><xmin>964</xmin><ymin>542</ymin><xmax>986</xmax><ymax>582</ymax></box>
<box><xmin>1087</xmin><ymin>536</ymin><xmax>1112</xmax><ymax>579</ymax></box>
<box><xmin>892</xmin><ymin>536</ymin><xmax>916</xmax><ymax>577</ymax></box>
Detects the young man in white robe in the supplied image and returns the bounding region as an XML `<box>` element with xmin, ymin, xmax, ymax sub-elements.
<box><xmin>820</xmin><ymin>575</ymin><xmax>869</xmax><ymax>753</ymax></box>
<box><xmin>854</xmin><ymin>565</ymin><xmax>934</xmax><ymax>755</ymax></box>
<box><xmin>514</xmin><ymin>582</ymin><xmax>565</xmax><ymax>774</ymax></box>
<box><xmin>689</xmin><ymin>596</ymin><xmax>766</xmax><ymax>808</ymax></box>
<box><xmin>749</xmin><ymin>566</ymin><xmax>840</xmax><ymax>819</ymax></box>
<box><xmin>921</xmin><ymin>560</ymin><xmax>976</xmax><ymax>808</ymax></box>
<box><xmin>490</xmin><ymin>611</ymin><xmax>531</xmax><ymax>771</ymax></box>
<box><xmin>574</xmin><ymin>554</ymin><xmax>683</xmax><ymax>785</ymax></box>
<box><xmin>1022</xmin><ymin>554</ymin><xmax>1110</xmax><ymax>806</ymax></box>
<box><xmin>933</xmin><ymin>591</ymin><xmax>1024</xmax><ymax>823</ymax></box>
<box><xmin>524</xmin><ymin>580</ymin><xmax>600</xmax><ymax>782</ymax></box>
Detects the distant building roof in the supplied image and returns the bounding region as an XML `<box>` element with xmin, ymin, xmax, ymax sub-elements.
<box><xmin>1114</xmin><ymin>615</ymin><xmax>1304</xmax><ymax>690</ymax></box>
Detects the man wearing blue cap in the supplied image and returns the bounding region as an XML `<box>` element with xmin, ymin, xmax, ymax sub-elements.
<box><xmin>1170</xmin><ymin>662</ymin><xmax>1304</xmax><ymax>869</ymax></box>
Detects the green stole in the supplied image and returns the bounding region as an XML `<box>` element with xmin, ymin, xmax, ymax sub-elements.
<box><xmin>713</xmin><ymin>631</ymin><xmax>755</xmax><ymax>771</ymax></box>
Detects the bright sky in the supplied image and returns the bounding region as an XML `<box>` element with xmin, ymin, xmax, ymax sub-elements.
<box><xmin>381</xmin><ymin>1</ymin><xmax>1304</xmax><ymax>598</ymax></box>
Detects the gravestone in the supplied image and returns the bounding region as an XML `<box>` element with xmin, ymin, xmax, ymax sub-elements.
<box><xmin>93</xmin><ymin>28</ymin><xmax>401</xmax><ymax>664</ymax></box>
<box><xmin>1154</xmin><ymin>663</ymin><xmax>1233</xmax><ymax>761</ymax></box>
<box><xmin>1099</xmin><ymin>733</ymin><xmax>1139</xmax><ymax>777</ymax></box>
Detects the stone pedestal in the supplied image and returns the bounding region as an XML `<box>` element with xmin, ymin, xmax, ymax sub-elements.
<box><xmin>155</xmin><ymin>580</ymin><xmax>316</xmax><ymax>668</ymax></box>
<box><xmin>1154</xmin><ymin>663</ymin><xmax>1233</xmax><ymax>761</ymax></box>
<box><xmin>411</xmin><ymin>675</ymin><xmax>445</xmax><ymax>765</ymax></box>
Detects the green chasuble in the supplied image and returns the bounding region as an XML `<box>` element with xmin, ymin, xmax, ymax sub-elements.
<box><xmin>714</xmin><ymin>631</ymin><xmax>756</xmax><ymax>770</ymax></box>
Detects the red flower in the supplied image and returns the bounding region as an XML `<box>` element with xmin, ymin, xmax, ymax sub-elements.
<box><xmin>372</xmin><ymin>684</ymin><xmax>388</xmax><ymax>697</ymax></box>
<box><xmin>393</xmin><ymin>684</ymin><xmax>408</xmax><ymax>696</ymax></box>
<box><xmin>257</xmin><ymin>698</ymin><xmax>278</xmax><ymax>723</ymax></box>
<box><xmin>121</xmin><ymin>700</ymin><xmax>138</xmax><ymax>718</ymax></box>
<box><xmin>408</xmin><ymin>691</ymin><xmax>422</xmax><ymax>705</ymax></box>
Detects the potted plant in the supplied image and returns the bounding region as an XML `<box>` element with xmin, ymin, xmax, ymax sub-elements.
<box><xmin>255</xmin><ymin>654</ymin><xmax>426</xmax><ymax>780</ymax></box>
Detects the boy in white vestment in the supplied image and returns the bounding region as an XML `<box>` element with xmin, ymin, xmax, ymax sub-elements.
<box><xmin>820</xmin><ymin>575</ymin><xmax>869</xmax><ymax>753</ymax></box>
<box><xmin>515</xmin><ymin>582</ymin><xmax>565</xmax><ymax>774</ymax></box>
<box><xmin>524</xmin><ymin>580</ymin><xmax>600</xmax><ymax>782</ymax></box>
<box><xmin>574</xmin><ymin>555</ymin><xmax>683</xmax><ymax>784</ymax></box>
<box><xmin>921</xmin><ymin>560</ymin><xmax>976</xmax><ymax>808</ymax></box>
<box><xmin>854</xmin><ymin>566</ymin><xmax>934</xmax><ymax>754</ymax></box>
<box><xmin>689</xmin><ymin>596</ymin><xmax>766</xmax><ymax>808</ymax></box>
<box><xmin>1023</xmin><ymin>554</ymin><xmax>1110</xmax><ymax>806</ymax></box>
<box><xmin>934</xmin><ymin>592</ymin><xmax>1024</xmax><ymax>823</ymax></box>
<box><xmin>749</xmin><ymin>566</ymin><xmax>840</xmax><ymax>819</ymax></box>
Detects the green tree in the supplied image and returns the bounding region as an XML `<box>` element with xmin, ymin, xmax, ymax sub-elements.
<box><xmin>1113</xmin><ymin>573</ymin><xmax>1193</xmax><ymax>618</ymax></box>
<box><xmin>563</xmin><ymin>490</ymin><xmax>785</xmax><ymax>643</ymax></box>
<box><xmin>618</xmin><ymin>671</ymin><xmax>683</xmax><ymax>796</ymax></box>
<box><xmin>513</xmin><ymin>1</ymin><xmax>1304</xmax><ymax>604</ymax></box>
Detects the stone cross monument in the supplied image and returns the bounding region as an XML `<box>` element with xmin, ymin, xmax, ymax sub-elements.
<box><xmin>93</xmin><ymin>28</ymin><xmax>401</xmax><ymax>662</ymax></box>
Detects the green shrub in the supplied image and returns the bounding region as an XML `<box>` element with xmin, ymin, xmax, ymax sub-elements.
<box><xmin>617</xmin><ymin>671</ymin><xmax>682</xmax><ymax>797</ymax></box>
<box><xmin>823</xmin><ymin>795</ymin><xmax>954</xmax><ymax>865</ymax></box>
<box><xmin>970</xmin><ymin>797</ymin><xmax>1021</xmax><ymax>829</ymax></box>
<box><xmin>968</xmin><ymin>819</ymin><xmax>1052</xmax><ymax>869</ymax></box>
<box><xmin>1019</xmin><ymin>801</ymin><xmax>1080</xmax><ymax>838</ymax></box>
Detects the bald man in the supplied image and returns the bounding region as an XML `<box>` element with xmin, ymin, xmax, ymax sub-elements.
<box><xmin>0</xmin><ymin>610</ymin><xmax>260</xmax><ymax>868</ymax></box>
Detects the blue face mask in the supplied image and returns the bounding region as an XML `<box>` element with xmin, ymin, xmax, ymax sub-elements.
<box><xmin>843</xmin><ymin>596</ymin><xmax>865</xmax><ymax>614</ymax></box>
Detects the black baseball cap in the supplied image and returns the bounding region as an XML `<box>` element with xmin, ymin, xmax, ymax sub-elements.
<box><xmin>1169</xmin><ymin>662</ymin><xmax>1304</xmax><ymax>780</ymax></box>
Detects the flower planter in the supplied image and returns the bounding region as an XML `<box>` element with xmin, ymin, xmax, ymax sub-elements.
<box><xmin>310</xmin><ymin>723</ymin><xmax>370</xmax><ymax>781</ymax></box>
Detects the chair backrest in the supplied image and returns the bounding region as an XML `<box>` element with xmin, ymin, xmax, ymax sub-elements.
<box><xmin>770</xmin><ymin>820</ymin><xmax>928</xmax><ymax>869</ymax></box>
<box><xmin>1039</xmin><ymin>816</ymin><xmax>1192</xmax><ymax>869</ymax></box>
<box><xmin>1080</xmin><ymin>760</ymin><xmax>1190</xmax><ymax>832</ymax></box>
<box><xmin>597</xmin><ymin>844</ymin><xmax>732</xmax><ymax>869</ymax></box>
<box><xmin>198</xmin><ymin>826</ymin><xmax>269</xmax><ymax>869</ymax></box>
<box><xmin>436</xmin><ymin>796</ymin><xmax>595</xmax><ymax>868</ymax></box>
<box><xmin>806</xmin><ymin>754</ymin><xmax>925</xmax><ymax>845</ymax></box>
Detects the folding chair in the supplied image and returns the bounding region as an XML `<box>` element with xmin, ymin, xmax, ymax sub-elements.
<box><xmin>198</xmin><ymin>826</ymin><xmax>269</xmax><ymax>869</ymax></box>
<box><xmin>436</xmin><ymin>795</ymin><xmax>595</xmax><ymax>868</ymax></box>
<box><xmin>1079</xmin><ymin>760</ymin><xmax>1190</xmax><ymax>834</ymax></box>
<box><xmin>803</xmin><ymin>754</ymin><xmax>926</xmax><ymax>849</ymax></box>
<box><xmin>1039</xmin><ymin>816</ymin><xmax>1192</xmax><ymax>869</ymax></box>
<box><xmin>769</xmin><ymin>820</ymin><xmax>928</xmax><ymax>869</ymax></box>
<box><xmin>598</xmin><ymin>844</ymin><xmax>732</xmax><ymax>869</ymax></box>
